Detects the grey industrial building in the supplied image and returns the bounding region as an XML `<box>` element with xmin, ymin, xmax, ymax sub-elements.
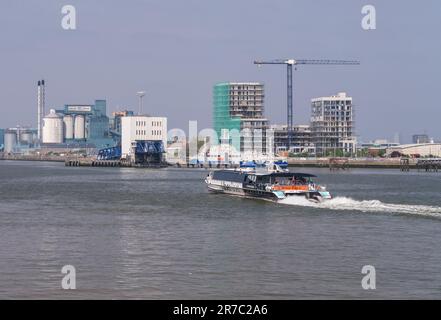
<box><xmin>40</xmin><ymin>100</ymin><xmax>114</xmax><ymax>149</ymax></box>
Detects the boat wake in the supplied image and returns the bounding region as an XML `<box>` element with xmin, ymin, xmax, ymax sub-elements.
<box><xmin>279</xmin><ymin>196</ymin><xmax>441</xmax><ymax>219</ymax></box>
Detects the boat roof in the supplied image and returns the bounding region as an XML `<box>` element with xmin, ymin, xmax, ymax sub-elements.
<box><xmin>254</xmin><ymin>172</ymin><xmax>317</xmax><ymax>178</ymax></box>
<box><xmin>216</xmin><ymin>170</ymin><xmax>316</xmax><ymax>178</ymax></box>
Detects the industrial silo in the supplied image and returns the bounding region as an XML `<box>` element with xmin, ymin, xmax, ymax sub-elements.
<box><xmin>74</xmin><ymin>115</ymin><xmax>85</xmax><ymax>140</ymax></box>
<box><xmin>63</xmin><ymin>115</ymin><xmax>74</xmax><ymax>140</ymax></box>
<box><xmin>4</xmin><ymin>130</ymin><xmax>17</xmax><ymax>153</ymax></box>
<box><xmin>20</xmin><ymin>130</ymin><xmax>34</xmax><ymax>145</ymax></box>
<box><xmin>42</xmin><ymin>109</ymin><xmax>64</xmax><ymax>144</ymax></box>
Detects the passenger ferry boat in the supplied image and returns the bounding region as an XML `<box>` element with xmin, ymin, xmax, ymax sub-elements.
<box><xmin>205</xmin><ymin>163</ymin><xmax>332</xmax><ymax>203</ymax></box>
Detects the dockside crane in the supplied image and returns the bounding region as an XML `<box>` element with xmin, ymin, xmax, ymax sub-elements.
<box><xmin>254</xmin><ymin>59</ymin><xmax>360</xmax><ymax>150</ymax></box>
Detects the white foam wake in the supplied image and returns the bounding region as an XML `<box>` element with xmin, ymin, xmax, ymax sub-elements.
<box><xmin>279</xmin><ymin>196</ymin><xmax>441</xmax><ymax>219</ymax></box>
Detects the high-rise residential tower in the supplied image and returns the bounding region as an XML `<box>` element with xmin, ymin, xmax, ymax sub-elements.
<box><xmin>213</xmin><ymin>82</ymin><xmax>269</xmax><ymax>154</ymax></box>
<box><xmin>310</xmin><ymin>92</ymin><xmax>356</xmax><ymax>156</ymax></box>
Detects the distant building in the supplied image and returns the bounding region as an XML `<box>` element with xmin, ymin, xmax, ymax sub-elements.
<box><xmin>213</xmin><ymin>82</ymin><xmax>269</xmax><ymax>155</ymax></box>
<box><xmin>111</xmin><ymin>110</ymin><xmax>134</xmax><ymax>135</ymax></box>
<box><xmin>269</xmin><ymin>124</ymin><xmax>314</xmax><ymax>154</ymax></box>
<box><xmin>393</xmin><ymin>132</ymin><xmax>401</xmax><ymax>144</ymax></box>
<box><xmin>412</xmin><ymin>134</ymin><xmax>431</xmax><ymax>144</ymax></box>
<box><xmin>310</xmin><ymin>92</ymin><xmax>356</xmax><ymax>156</ymax></box>
<box><xmin>166</xmin><ymin>136</ymin><xmax>187</xmax><ymax>165</ymax></box>
<box><xmin>360</xmin><ymin>139</ymin><xmax>400</xmax><ymax>149</ymax></box>
<box><xmin>121</xmin><ymin>115</ymin><xmax>167</xmax><ymax>163</ymax></box>
<box><xmin>359</xmin><ymin>139</ymin><xmax>400</xmax><ymax>157</ymax></box>
<box><xmin>86</xmin><ymin>100</ymin><xmax>110</xmax><ymax>144</ymax></box>
<box><xmin>386</xmin><ymin>143</ymin><xmax>441</xmax><ymax>158</ymax></box>
<box><xmin>0</xmin><ymin>129</ymin><xmax>4</xmax><ymax>151</ymax></box>
<box><xmin>2</xmin><ymin>127</ymin><xmax>38</xmax><ymax>153</ymax></box>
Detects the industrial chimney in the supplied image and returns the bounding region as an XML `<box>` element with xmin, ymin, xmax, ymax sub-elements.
<box><xmin>37</xmin><ymin>79</ymin><xmax>46</xmax><ymax>142</ymax></box>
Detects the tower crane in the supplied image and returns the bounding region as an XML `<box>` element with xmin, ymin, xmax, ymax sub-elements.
<box><xmin>254</xmin><ymin>59</ymin><xmax>360</xmax><ymax>150</ymax></box>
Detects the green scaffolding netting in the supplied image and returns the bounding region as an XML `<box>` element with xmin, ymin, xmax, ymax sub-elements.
<box><xmin>213</xmin><ymin>83</ymin><xmax>241</xmax><ymax>150</ymax></box>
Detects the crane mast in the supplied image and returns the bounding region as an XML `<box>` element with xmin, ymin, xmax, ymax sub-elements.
<box><xmin>254</xmin><ymin>59</ymin><xmax>360</xmax><ymax>151</ymax></box>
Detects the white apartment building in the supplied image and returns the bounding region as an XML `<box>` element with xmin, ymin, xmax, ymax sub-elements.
<box><xmin>121</xmin><ymin>116</ymin><xmax>167</xmax><ymax>157</ymax></box>
<box><xmin>311</xmin><ymin>92</ymin><xmax>356</xmax><ymax>156</ymax></box>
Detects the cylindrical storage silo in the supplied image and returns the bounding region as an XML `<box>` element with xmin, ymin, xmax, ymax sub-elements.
<box><xmin>42</xmin><ymin>109</ymin><xmax>64</xmax><ymax>144</ymax></box>
<box><xmin>74</xmin><ymin>115</ymin><xmax>85</xmax><ymax>140</ymax></box>
<box><xmin>20</xmin><ymin>131</ymin><xmax>33</xmax><ymax>145</ymax></box>
<box><xmin>63</xmin><ymin>115</ymin><xmax>74</xmax><ymax>140</ymax></box>
<box><xmin>4</xmin><ymin>130</ymin><xmax>17</xmax><ymax>153</ymax></box>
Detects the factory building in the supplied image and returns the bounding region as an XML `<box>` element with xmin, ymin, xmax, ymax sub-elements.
<box><xmin>386</xmin><ymin>143</ymin><xmax>441</xmax><ymax>158</ymax></box>
<box><xmin>41</xmin><ymin>100</ymin><xmax>113</xmax><ymax>149</ymax></box>
<box><xmin>0</xmin><ymin>129</ymin><xmax>4</xmax><ymax>151</ymax></box>
<box><xmin>213</xmin><ymin>82</ymin><xmax>269</xmax><ymax>156</ymax></box>
<box><xmin>121</xmin><ymin>115</ymin><xmax>167</xmax><ymax>164</ymax></box>
<box><xmin>110</xmin><ymin>110</ymin><xmax>135</xmax><ymax>135</ymax></box>
<box><xmin>310</xmin><ymin>92</ymin><xmax>356</xmax><ymax>156</ymax></box>
<box><xmin>269</xmin><ymin>124</ymin><xmax>315</xmax><ymax>155</ymax></box>
<box><xmin>62</xmin><ymin>100</ymin><xmax>112</xmax><ymax>147</ymax></box>
<box><xmin>2</xmin><ymin>127</ymin><xmax>38</xmax><ymax>154</ymax></box>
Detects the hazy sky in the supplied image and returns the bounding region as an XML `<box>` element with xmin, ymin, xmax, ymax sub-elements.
<box><xmin>0</xmin><ymin>0</ymin><xmax>440</xmax><ymax>142</ymax></box>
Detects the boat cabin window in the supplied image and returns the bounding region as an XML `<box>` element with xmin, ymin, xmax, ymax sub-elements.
<box><xmin>256</xmin><ymin>176</ymin><xmax>270</xmax><ymax>184</ymax></box>
<box><xmin>271</xmin><ymin>176</ymin><xmax>312</xmax><ymax>185</ymax></box>
<box><xmin>212</xmin><ymin>171</ymin><xmax>248</xmax><ymax>183</ymax></box>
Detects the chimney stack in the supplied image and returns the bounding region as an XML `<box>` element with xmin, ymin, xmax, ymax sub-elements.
<box><xmin>37</xmin><ymin>79</ymin><xmax>45</xmax><ymax>142</ymax></box>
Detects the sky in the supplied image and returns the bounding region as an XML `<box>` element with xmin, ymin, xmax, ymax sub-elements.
<box><xmin>0</xmin><ymin>0</ymin><xmax>440</xmax><ymax>143</ymax></box>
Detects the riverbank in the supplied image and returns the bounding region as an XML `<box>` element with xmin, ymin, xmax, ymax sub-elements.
<box><xmin>0</xmin><ymin>153</ymin><xmax>420</xmax><ymax>169</ymax></box>
<box><xmin>0</xmin><ymin>153</ymin><xmax>65</xmax><ymax>162</ymax></box>
<box><xmin>287</xmin><ymin>157</ymin><xmax>416</xmax><ymax>169</ymax></box>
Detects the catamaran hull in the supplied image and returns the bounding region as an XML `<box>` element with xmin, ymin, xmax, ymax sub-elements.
<box><xmin>206</xmin><ymin>182</ymin><xmax>330</xmax><ymax>203</ymax></box>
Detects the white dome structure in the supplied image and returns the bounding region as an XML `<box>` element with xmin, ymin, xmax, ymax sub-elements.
<box><xmin>42</xmin><ymin>109</ymin><xmax>64</xmax><ymax>144</ymax></box>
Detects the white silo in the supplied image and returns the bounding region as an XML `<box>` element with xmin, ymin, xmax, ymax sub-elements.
<box><xmin>42</xmin><ymin>109</ymin><xmax>64</xmax><ymax>144</ymax></box>
<box><xmin>74</xmin><ymin>115</ymin><xmax>85</xmax><ymax>140</ymax></box>
<box><xmin>63</xmin><ymin>115</ymin><xmax>74</xmax><ymax>140</ymax></box>
<box><xmin>4</xmin><ymin>130</ymin><xmax>17</xmax><ymax>153</ymax></box>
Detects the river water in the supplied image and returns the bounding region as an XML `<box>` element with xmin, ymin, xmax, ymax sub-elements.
<box><xmin>0</xmin><ymin>160</ymin><xmax>441</xmax><ymax>299</ymax></box>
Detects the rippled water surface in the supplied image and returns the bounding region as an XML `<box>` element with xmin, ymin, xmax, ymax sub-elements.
<box><xmin>1</xmin><ymin>160</ymin><xmax>441</xmax><ymax>299</ymax></box>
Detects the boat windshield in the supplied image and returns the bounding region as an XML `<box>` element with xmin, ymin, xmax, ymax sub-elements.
<box><xmin>272</xmin><ymin>176</ymin><xmax>312</xmax><ymax>185</ymax></box>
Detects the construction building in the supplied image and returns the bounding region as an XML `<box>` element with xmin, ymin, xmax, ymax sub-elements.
<box><xmin>270</xmin><ymin>124</ymin><xmax>314</xmax><ymax>155</ymax></box>
<box><xmin>310</xmin><ymin>92</ymin><xmax>356</xmax><ymax>156</ymax></box>
<box><xmin>213</xmin><ymin>82</ymin><xmax>269</xmax><ymax>156</ymax></box>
